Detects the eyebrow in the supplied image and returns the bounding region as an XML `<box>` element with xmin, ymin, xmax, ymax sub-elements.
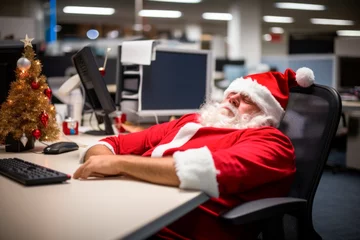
<box><xmin>240</xmin><ymin>93</ymin><xmax>250</xmax><ymax>99</ymax></box>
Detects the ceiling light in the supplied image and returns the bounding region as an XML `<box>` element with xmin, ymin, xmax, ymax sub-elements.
<box><xmin>202</xmin><ymin>12</ymin><xmax>232</xmax><ymax>21</ymax></box>
<box><xmin>337</xmin><ymin>30</ymin><xmax>360</xmax><ymax>37</ymax></box>
<box><xmin>147</xmin><ymin>0</ymin><xmax>201</xmax><ymax>3</ymax></box>
<box><xmin>87</xmin><ymin>29</ymin><xmax>99</xmax><ymax>40</ymax></box>
<box><xmin>263</xmin><ymin>16</ymin><xmax>294</xmax><ymax>23</ymax></box>
<box><xmin>275</xmin><ymin>2</ymin><xmax>325</xmax><ymax>11</ymax></box>
<box><xmin>54</xmin><ymin>25</ymin><xmax>62</xmax><ymax>32</ymax></box>
<box><xmin>270</xmin><ymin>27</ymin><xmax>284</xmax><ymax>34</ymax></box>
<box><xmin>139</xmin><ymin>10</ymin><xmax>182</xmax><ymax>18</ymax></box>
<box><xmin>310</xmin><ymin>18</ymin><xmax>354</xmax><ymax>26</ymax></box>
<box><xmin>63</xmin><ymin>6</ymin><xmax>115</xmax><ymax>15</ymax></box>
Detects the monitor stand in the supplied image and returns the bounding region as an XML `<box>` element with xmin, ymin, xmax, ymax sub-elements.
<box><xmin>84</xmin><ymin>114</ymin><xmax>114</xmax><ymax>136</ymax></box>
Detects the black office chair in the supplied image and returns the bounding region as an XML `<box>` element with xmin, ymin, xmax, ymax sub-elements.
<box><xmin>220</xmin><ymin>84</ymin><xmax>342</xmax><ymax>240</ymax></box>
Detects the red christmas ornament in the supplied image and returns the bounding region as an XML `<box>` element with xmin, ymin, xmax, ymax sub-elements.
<box><xmin>31</xmin><ymin>81</ymin><xmax>40</xmax><ymax>90</ymax></box>
<box><xmin>40</xmin><ymin>111</ymin><xmax>49</xmax><ymax>127</ymax></box>
<box><xmin>32</xmin><ymin>129</ymin><xmax>41</xmax><ymax>139</ymax></box>
<box><xmin>44</xmin><ymin>88</ymin><xmax>52</xmax><ymax>99</ymax></box>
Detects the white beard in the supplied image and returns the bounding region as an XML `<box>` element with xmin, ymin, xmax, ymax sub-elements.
<box><xmin>198</xmin><ymin>101</ymin><xmax>274</xmax><ymax>129</ymax></box>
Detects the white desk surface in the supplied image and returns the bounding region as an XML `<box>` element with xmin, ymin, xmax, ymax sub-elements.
<box><xmin>342</xmin><ymin>100</ymin><xmax>360</xmax><ymax>113</ymax></box>
<box><xmin>0</xmin><ymin>135</ymin><xmax>208</xmax><ymax>240</ymax></box>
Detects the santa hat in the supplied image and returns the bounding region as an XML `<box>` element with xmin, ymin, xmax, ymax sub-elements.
<box><xmin>224</xmin><ymin>67</ymin><xmax>315</xmax><ymax>127</ymax></box>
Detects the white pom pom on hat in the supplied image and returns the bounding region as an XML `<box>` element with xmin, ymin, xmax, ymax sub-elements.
<box><xmin>296</xmin><ymin>67</ymin><xmax>315</xmax><ymax>88</ymax></box>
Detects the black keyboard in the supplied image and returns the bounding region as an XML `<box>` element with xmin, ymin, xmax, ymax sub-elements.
<box><xmin>0</xmin><ymin>158</ymin><xmax>71</xmax><ymax>186</ymax></box>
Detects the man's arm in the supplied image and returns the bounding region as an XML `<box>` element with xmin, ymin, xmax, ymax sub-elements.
<box><xmin>73</xmin><ymin>154</ymin><xmax>181</xmax><ymax>187</ymax></box>
<box><xmin>84</xmin><ymin>145</ymin><xmax>114</xmax><ymax>162</ymax></box>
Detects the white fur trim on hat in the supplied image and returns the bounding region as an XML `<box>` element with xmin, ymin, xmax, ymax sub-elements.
<box><xmin>296</xmin><ymin>67</ymin><xmax>315</xmax><ymax>87</ymax></box>
<box><xmin>173</xmin><ymin>146</ymin><xmax>219</xmax><ymax>198</ymax></box>
<box><xmin>224</xmin><ymin>77</ymin><xmax>285</xmax><ymax>127</ymax></box>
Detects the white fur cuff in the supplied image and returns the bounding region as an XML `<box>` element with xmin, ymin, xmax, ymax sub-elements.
<box><xmin>173</xmin><ymin>146</ymin><xmax>219</xmax><ymax>198</ymax></box>
<box><xmin>79</xmin><ymin>141</ymin><xmax>116</xmax><ymax>163</ymax></box>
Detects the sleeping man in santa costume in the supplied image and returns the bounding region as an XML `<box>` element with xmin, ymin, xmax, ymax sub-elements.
<box><xmin>74</xmin><ymin>67</ymin><xmax>315</xmax><ymax>240</ymax></box>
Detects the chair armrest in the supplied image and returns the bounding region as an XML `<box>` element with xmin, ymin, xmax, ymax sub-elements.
<box><xmin>220</xmin><ymin>197</ymin><xmax>307</xmax><ymax>225</ymax></box>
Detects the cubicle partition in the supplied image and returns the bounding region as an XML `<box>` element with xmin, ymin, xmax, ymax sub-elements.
<box><xmin>262</xmin><ymin>54</ymin><xmax>336</xmax><ymax>88</ymax></box>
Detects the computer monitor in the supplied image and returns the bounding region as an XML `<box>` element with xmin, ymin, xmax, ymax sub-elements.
<box><xmin>223</xmin><ymin>64</ymin><xmax>248</xmax><ymax>82</ymax></box>
<box><xmin>0</xmin><ymin>41</ymin><xmax>38</xmax><ymax>106</ymax></box>
<box><xmin>338</xmin><ymin>56</ymin><xmax>360</xmax><ymax>89</ymax></box>
<box><xmin>72</xmin><ymin>46</ymin><xmax>116</xmax><ymax>135</ymax></box>
<box><xmin>122</xmin><ymin>48</ymin><xmax>213</xmax><ymax>117</ymax></box>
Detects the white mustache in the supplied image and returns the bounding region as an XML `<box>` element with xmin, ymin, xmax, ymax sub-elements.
<box><xmin>219</xmin><ymin>103</ymin><xmax>238</xmax><ymax>116</ymax></box>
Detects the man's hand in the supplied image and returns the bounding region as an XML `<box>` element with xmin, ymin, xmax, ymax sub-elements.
<box><xmin>74</xmin><ymin>154</ymin><xmax>180</xmax><ymax>187</ymax></box>
<box><xmin>74</xmin><ymin>155</ymin><xmax>122</xmax><ymax>179</ymax></box>
<box><xmin>118</xmin><ymin>122</ymin><xmax>146</xmax><ymax>133</ymax></box>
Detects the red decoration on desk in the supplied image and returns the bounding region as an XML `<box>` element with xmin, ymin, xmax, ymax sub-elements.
<box><xmin>114</xmin><ymin>113</ymin><xmax>127</xmax><ymax>133</ymax></box>
<box><xmin>62</xmin><ymin>118</ymin><xmax>79</xmax><ymax>135</ymax></box>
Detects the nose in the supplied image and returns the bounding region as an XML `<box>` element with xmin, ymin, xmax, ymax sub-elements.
<box><xmin>228</xmin><ymin>93</ymin><xmax>240</xmax><ymax>107</ymax></box>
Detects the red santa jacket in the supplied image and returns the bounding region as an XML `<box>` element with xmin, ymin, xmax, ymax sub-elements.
<box><xmin>93</xmin><ymin>113</ymin><xmax>296</xmax><ymax>240</ymax></box>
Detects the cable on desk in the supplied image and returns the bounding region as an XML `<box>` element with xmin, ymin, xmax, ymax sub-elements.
<box><xmin>83</xmin><ymin>109</ymin><xmax>98</xmax><ymax>131</ymax></box>
<box><xmin>39</xmin><ymin>141</ymin><xmax>50</xmax><ymax>146</ymax></box>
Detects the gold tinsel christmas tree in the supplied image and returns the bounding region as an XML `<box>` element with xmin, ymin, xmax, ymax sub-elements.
<box><xmin>0</xmin><ymin>35</ymin><xmax>60</xmax><ymax>150</ymax></box>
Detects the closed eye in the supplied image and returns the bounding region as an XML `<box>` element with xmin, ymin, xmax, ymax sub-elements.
<box><xmin>242</xmin><ymin>96</ymin><xmax>253</xmax><ymax>104</ymax></box>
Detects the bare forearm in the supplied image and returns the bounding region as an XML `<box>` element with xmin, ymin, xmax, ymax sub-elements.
<box><xmin>84</xmin><ymin>145</ymin><xmax>114</xmax><ymax>162</ymax></box>
<box><xmin>77</xmin><ymin>151</ymin><xmax>180</xmax><ymax>187</ymax></box>
<box><xmin>120</xmin><ymin>155</ymin><xmax>180</xmax><ymax>187</ymax></box>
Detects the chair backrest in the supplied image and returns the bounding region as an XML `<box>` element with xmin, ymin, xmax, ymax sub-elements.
<box><xmin>278</xmin><ymin>84</ymin><xmax>341</xmax><ymax>219</ymax></box>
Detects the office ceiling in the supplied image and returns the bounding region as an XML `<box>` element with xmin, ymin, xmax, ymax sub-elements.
<box><xmin>56</xmin><ymin>0</ymin><xmax>360</xmax><ymax>36</ymax></box>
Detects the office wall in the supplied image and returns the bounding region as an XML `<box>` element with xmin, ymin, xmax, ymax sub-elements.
<box><xmin>211</xmin><ymin>35</ymin><xmax>227</xmax><ymax>59</ymax></box>
<box><xmin>0</xmin><ymin>0</ymin><xmax>44</xmax><ymax>40</ymax></box>
<box><xmin>335</xmin><ymin>38</ymin><xmax>360</xmax><ymax>57</ymax></box>
<box><xmin>0</xmin><ymin>17</ymin><xmax>36</xmax><ymax>39</ymax></box>
<box><xmin>262</xmin><ymin>33</ymin><xmax>288</xmax><ymax>56</ymax></box>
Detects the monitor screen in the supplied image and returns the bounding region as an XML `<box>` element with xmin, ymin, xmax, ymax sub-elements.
<box><xmin>0</xmin><ymin>41</ymin><xmax>38</xmax><ymax>106</ymax></box>
<box><xmin>338</xmin><ymin>56</ymin><xmax>360</xmax><ymax>88</ymax></box>
<box><xmin>72</xmin><ymin>46</ymin><xmax>116</xmax><ymax>135</ymax></box>
<box><xmin>138</xmin><ymin>48</ymin><xmax>212</xmax><ymax>116</ymax></box>
<box><xmin>215</xmin><ymin>59</ymin><xmax>245</xmax><ymax>72</ymax></box>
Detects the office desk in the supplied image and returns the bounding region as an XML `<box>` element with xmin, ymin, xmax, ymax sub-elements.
<box><xmin>341</xmin><ymin>101</ymin><xmax>360</xmax><ymax>170</ymax></box>
<box><xmin>342</xmin><ymin>100</ymin><xmax>360</xmax><ymax>112</ymax></box>
<box><xmin>0</xmin><ymin>135</ymin><xmax>208</xmax><ymax>240</ymax></box>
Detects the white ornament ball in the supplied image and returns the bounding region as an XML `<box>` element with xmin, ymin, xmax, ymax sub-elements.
<box><xmin>17</xmin><ymin>57</ymin><xmax>31</xmax><ymax>71</ymax></box>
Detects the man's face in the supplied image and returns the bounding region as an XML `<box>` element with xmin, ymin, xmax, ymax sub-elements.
<box><xmin>220</xmin><ymin>92</ymin><xmax>261</xmax><ymax>117</ymax></box>
<box><xmin>199</xmin><ymin>92</ymin><xmax>269</xmax><ymax>129</ymax></box>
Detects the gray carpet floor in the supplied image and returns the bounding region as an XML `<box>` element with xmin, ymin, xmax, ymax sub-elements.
<box><xmin>313</xmin><ymin>168</ymin><xmax>360</xmax><ymax>240</ymax></box>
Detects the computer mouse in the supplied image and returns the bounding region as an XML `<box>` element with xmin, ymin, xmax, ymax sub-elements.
<box><xmin>43</xmin><ymin>142</ymin><xmax>79</xmax><ymax>155</ymax></box>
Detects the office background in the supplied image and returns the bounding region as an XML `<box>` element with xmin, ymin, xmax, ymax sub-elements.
<box><xmin>1</xmin><ymin>0</ymin><xmax>360</xmax><ymax>239</ymax></box>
